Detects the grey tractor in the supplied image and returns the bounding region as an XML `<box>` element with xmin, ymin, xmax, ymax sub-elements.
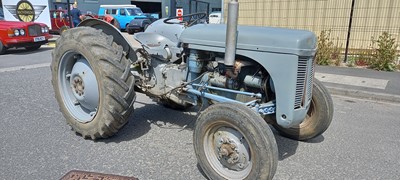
<box><xmin>51</xmin><ymin>0</ymin><xmax>333</xmax><ymax>179</ymax></box>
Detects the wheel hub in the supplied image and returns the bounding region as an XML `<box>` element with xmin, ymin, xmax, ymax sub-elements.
<box><xmin>59</xmin><ymin>52</ymin><xmax>100</xmax><ymax>123</ymax></box>
<box><xmin>214</xmin><ymin>128</ymin><xmax>250</xmax><ymax>171</ymax></box>
<box><xmin>72</xmin><ymin>76</ymin><xmax>85</xmax><ymax>96</ymax></box>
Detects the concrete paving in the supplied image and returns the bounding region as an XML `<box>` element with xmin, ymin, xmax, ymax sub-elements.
<box><xmin>316</xmin><ymin>65</ymin><xmax>400</xmax><ymax>103</ymax></box>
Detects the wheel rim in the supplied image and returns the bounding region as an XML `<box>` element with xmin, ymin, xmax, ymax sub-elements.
<box><xmin>58</xmin><ymin>51</ymin><xmax>99</xmax><ymax>123</ymax></box>
<box><xmin>298</xmin><ymin>96</ymin><xmax>317</xmax><ymax>128</ymax></box>
<box><xmin>204</xmin><ymin>122</ymin><xmax>252</xmax><ymax>179</ymax></box>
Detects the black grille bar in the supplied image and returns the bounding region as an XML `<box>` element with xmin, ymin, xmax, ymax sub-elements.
<box><xmin>295</xmin><ymin>56</ymin><xmax>314</xmax><ymax>109</ymax></box>
<box><xmin>28</xmin><ymin>25</ymin><xmax>41</xmax><ymax>36</ymax></box>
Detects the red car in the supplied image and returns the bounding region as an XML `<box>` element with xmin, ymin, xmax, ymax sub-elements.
<box><xmin>0</xmin><ymin>17</ymin><xmax>52</xmax><ymax>55</ymax></box>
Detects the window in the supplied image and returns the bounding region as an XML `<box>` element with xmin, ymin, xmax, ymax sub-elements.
<box><xmin>84</xmin><ymin>0</ymin><xmax>99</xmax><ymax>3</ymax></box>
<box><xmin>212</xmin><ymin>8</ymin><xmax>221</xmax><ymax>12</ymax></box>
<box><xmin>126</xmin><ymin>8</ymin><xmax>143</xmax><ymax>15</ymax></box>
<box><xmin>120</xmin><ymin>9</ymin><xmax>126</xmax><ymax>16</ymax></box>
<box><xmin>111</xmin><ymin>9</ymin><xmax>117</xmax><ymax>15</ymax></box>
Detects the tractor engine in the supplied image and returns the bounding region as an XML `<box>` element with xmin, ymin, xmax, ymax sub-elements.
<box><xmin>133</xmin><ymin>47</ymin><xmax>273</xmax><ymax>107</ymax></box>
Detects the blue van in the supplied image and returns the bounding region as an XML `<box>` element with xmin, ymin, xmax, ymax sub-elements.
<box><xmin>98</xmin><ymin>5</ymin><xmax>147</xmax><ymax>30</ymax></box>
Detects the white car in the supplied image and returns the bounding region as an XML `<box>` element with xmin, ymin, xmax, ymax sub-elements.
<box><xmin>208</xmin><ymin>12</ymin><xmax>221</xmax><ymax>24</ymax></box>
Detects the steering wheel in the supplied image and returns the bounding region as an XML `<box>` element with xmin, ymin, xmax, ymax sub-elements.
<box><xmin>163</xmin><ymin>12</ymin><xmax>207</xmax><ymax>27</ymax></box>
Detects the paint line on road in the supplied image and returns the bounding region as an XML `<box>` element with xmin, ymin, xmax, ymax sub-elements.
<box><xmin>315</xmin><ymin>72</ymin><xmax>388</xmax><ymax>89</ymax></box>
<box><xmin>0</xmin><ymin>63</ymin><xmax>51</xmax><ymax>73</ymax></box>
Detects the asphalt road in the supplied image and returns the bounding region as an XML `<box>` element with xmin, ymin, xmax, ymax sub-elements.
<box><xmin>1</xmin><ymin>48</ymin><xmax>399</xmax><ymax>179</ymax></box>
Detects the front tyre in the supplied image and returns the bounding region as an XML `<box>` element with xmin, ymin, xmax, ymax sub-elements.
<box><xmin>194</xmin><ymin>103</ymin><xmax>278</xmax><ymax>180</ymax></box>
<box><xmin>0</xmin><ymin>41</ymin><xmax>6</xmax><ymax>55</ymax></box>
<box><xmin>51</xmin><ymin>27</ymin><xmax>136</xmax><ymax>139</ymax></box>
<box><xmin>273</xmin><ymin>79</ymin><xmax>334</xmax><ymax>141</ymax></box>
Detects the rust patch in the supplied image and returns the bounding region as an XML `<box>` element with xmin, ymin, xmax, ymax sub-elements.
<box><xmin>61</xmin><ymin>170</ymin><xmax>138</xmax><ymax>180</ymax></box>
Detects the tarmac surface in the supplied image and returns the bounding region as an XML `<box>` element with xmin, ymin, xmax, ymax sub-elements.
<box><xmin>47</xmin><ymin>34</ymin><xmax>400</xmax><ymax>104</ymax></box>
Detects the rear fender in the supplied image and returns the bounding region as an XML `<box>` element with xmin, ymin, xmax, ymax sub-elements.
<box><xmin>78</xmin><ymin>18</ymin><xmax>137</xmax><ymax>62</ymax></box>
<box><xmin>134</xmin><ymin>32</ymin><xmax>182</xmax><ymax>62</ymax></box>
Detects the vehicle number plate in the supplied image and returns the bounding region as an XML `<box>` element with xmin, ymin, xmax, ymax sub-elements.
<box><xmin>34</xmin><ymin>36</ymin><xmax>45</xmax><ymax>42</ymax></box>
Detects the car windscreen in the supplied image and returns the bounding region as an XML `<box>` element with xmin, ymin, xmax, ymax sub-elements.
<box><xmin>126</xmin><ymin>8</ymin><xmax>143</xmax><ymax>16</ymax></box>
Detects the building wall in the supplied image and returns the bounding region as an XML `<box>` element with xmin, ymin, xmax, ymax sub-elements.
<box><xmin>223</xmin><ymin>0</ymin><xmax>400</xmax><ymax>50</ymax></box>
<box><xmin>176</xmin><ymin>0</ymin><xmax>222</xmax><ymax>16</ymax></box>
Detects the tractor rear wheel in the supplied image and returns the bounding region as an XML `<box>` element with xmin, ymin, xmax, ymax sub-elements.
<box><xmin>51</xmin><ymin>27</ymin><xmax>136</xmax><ymax>139</ymax></box>
<box><xmin>194</xmin><ymin>102</ymin><xmax>278</xmax><ymax>180</ymax></box>
<box><xmin>272</xmin><ymin>79</ymin><xmax>334</xmax><ymax>141</ymax></box>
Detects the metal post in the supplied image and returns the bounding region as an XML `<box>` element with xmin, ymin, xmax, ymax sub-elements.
<box><xmin>167</xmin><ymin>0</ymin><xmax>176</xmax><ymax>17</ymax></box>
<box><xmin>344</xmin><ymin>0</ymin><xmax>356</xmax><ymax>63</ymax></box>
<box><xmin>224</xmin><ymin>0</ymin><xmax>239</xmax><ymax>67</ymax></box>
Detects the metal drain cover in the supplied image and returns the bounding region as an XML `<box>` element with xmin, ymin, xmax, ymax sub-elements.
<box><xmin>61</xmin><ymin>170</ymin><xmax>138</xmax><ymax>180</ymax></box>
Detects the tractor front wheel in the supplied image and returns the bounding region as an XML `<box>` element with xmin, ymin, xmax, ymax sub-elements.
<box><xmin>194</xmin><ymin>102</ymin><xmax>278</xmax><ymax>180</ymax></box>
<box><xmin>273</xmin><ymin>79</ymin><xmax>334</xmax><ymax>141</ymax></box>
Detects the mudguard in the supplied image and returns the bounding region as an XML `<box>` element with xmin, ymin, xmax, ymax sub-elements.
<box><xmin>78</xmin><ymin>18</ymin><xmax>137</xmax><ymax>62</ymax></box>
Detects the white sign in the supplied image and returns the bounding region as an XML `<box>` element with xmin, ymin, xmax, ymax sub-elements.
<box><xmin>176</xmin><ymin>8</ymin><xmax>183</xmax><ymax>21</ymax></box>
<box><xmin>2</xmin><ymin>0</ymin><xmax>51</xmax><ymax>28</ymax></box>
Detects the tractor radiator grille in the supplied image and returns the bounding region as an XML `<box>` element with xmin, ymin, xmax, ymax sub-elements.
<box><xmin>28</xmin><ymin>25</ymin><xmax>41</xmax><ymax>36</ymax></box>
<box><xmin>294</xmin><ymin>56</ymin><xmax>314</xmax><ymax>109</ymax></box>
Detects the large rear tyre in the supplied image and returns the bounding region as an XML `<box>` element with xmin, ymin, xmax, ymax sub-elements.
<box><xmin>51</xmin><ymin>27</ymin><xmax>136</xmax><ymax>139</ymax></box>
<box><xmin>194</xmin><ymin>102</ymin><xmax>278</xmax><ymax>180</ymax></box>
<box><xmin>273</xmin><ymin>79</ymin><xmax>334</xmax><ymax>141</ymax></box>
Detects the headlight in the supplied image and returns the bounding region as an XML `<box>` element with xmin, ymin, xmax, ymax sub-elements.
<box><xmin>20</xmin><ymin>29</ymin><xmax>25</xmax><ymax>36</ymax></box>
<box><xmin>14</xmin><ymin>29</ymin><xmax>20</xmax><ymax>36</ymax></box>
<box><xmin>41</xmin><ymin>27</ymin><xmax>45</xmax><ymax>33</ymax></box>
<box><xmin>45</xmin><ymin>26</ymin><xmax>49</xmax><ymax>33</ymax></box>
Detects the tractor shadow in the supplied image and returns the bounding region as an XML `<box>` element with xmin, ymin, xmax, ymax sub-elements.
<box><xmin>98</xmin><ymin>99</ymin><xmax>199</xmax><ymax>143</ymax></box>
<box><xmin>273</xmin><ymin>129</ymin><xmax>325</xmax><ymax>160</ymax></box>
<box><xmin>98</xmin><ymin>97</ymin><xmax>325</xmax><ymax>161</ymax></box>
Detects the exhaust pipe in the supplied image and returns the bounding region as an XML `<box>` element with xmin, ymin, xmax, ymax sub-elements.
<box><xmin>224</xmin><ymin>0</ymin><xmax>239</xmax><ymax>68</ymax></box>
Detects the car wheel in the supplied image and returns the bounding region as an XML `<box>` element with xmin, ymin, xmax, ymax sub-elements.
<box><xmin>0</xmin><ymin>41</ymin><xmax>6</xmax><ymax>55</ymax></box>
<box><xmin>127</xmin><ymin>29</ymin><xmax>134</xmax><ymax>34</ymax></box>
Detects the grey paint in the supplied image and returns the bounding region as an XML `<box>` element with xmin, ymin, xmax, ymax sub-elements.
<box><xmin>180</xmin><ymin>24</ymin><xmax>317</xmax><ymax>56</ymax></box>
<box><xmin>79</xmin><ymin>19</ymin><xmax>138</xmax><ymax>62</ymax></box>
<box><xmin>180</xmin><ymin>24</ymin><xmax>317</xmax><ymax>127</ymax></box>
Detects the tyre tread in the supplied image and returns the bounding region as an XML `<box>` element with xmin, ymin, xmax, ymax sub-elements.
<box><xmin>51</xmin><ymin>27</ymin><xmax>136</xmax><ymax>139</ymax></box>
